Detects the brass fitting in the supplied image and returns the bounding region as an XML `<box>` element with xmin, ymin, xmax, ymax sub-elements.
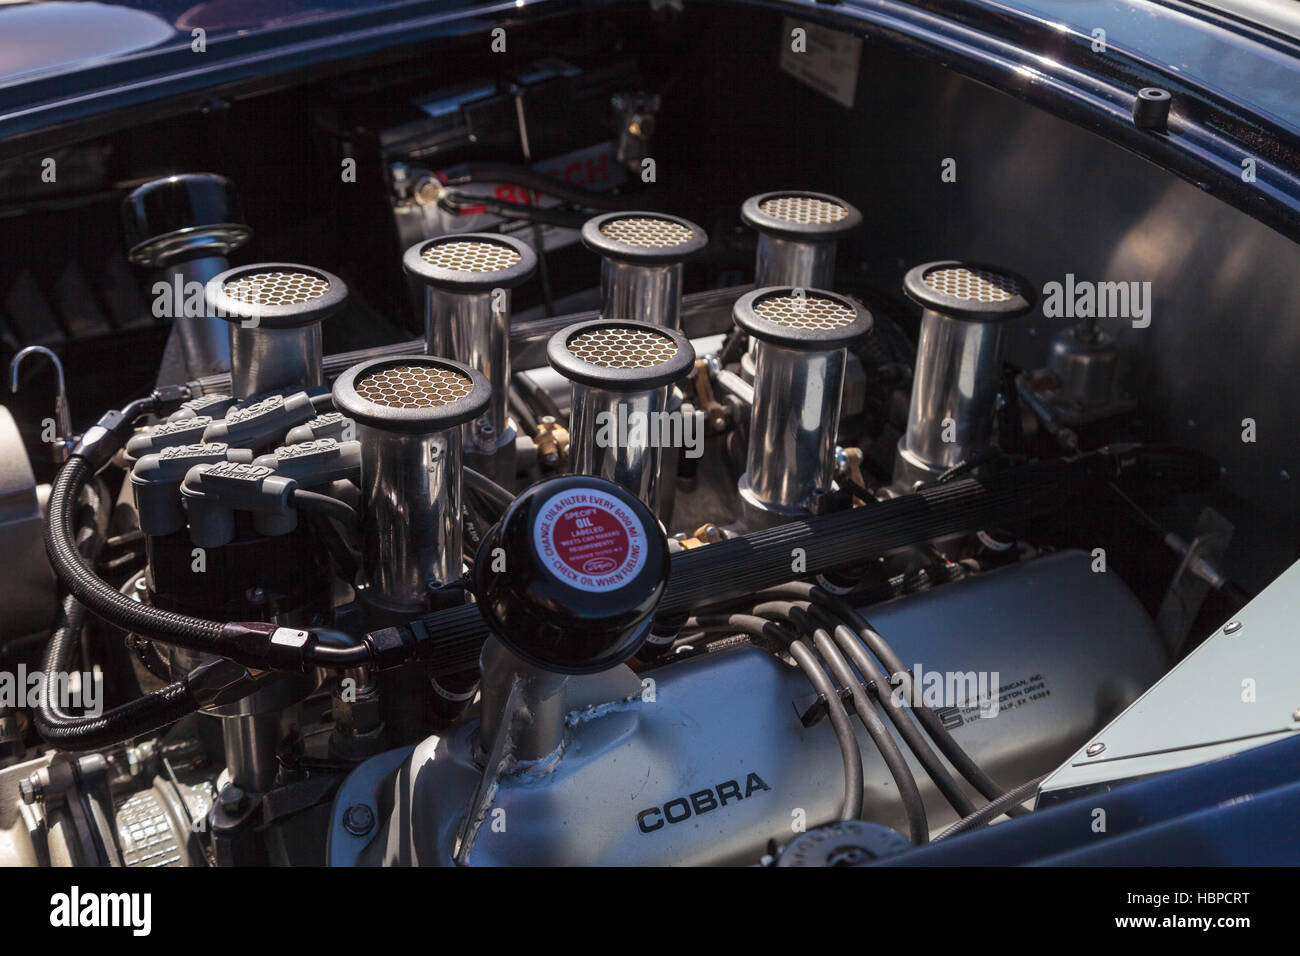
<box><xmin>533</xmin><ymin>415</ymin><xmax>570</xmax><ymax>471</ymax></box>
<box><xmin>692</xmin><ymin>359</ymin><xmax>728</xmax><ymax>433</ymax></box>
<box><xmin>678</xmin><ymin>522</ymin><xmax>725</xmax><ymax>550</ymax></box>
<box><xmin>842</xmin><ymin>446</ymin><xmax>869</xmax><ymax>507</ymax></box>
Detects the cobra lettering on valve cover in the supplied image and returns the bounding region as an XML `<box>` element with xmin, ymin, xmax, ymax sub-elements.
<box><xmin>635</xmin><ymin>773</ymin><xmax>772</xmax><ymax>834</ymax></box>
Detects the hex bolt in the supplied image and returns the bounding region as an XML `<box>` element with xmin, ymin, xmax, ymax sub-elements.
<box><xmin>18</xmin><ymin>776</ymin><xmax>39</xmax><ymax>805</ymax></box>
<box><xmin>1223</xmin><ymin>620</ymin><xmax>1243</xmax><ymax>635</ymax></box>
<box><xmin>343</xmin><ymin>803</ymin><xmax>375</xmax><ymax>836</ymax></box>
<box><xmin>219</xmin><ymin>783</ymin><xmax>247</xmax><ymax>814</ymax></box>
<box><xmin>1085</xmin><ymin>742</ymin><xmax>1106</xmax><ymax>757</ymax></box>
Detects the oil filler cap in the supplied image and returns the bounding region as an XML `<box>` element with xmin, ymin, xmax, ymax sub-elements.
<box><xmin>775</xmin><ymin>821</ymin><xmax>912</xmax><ymax>866</ymax></box>
<box><xmin>473</xmin><ymin>475</ymin><xmax>670</xmax><ymax>674</ymax></box>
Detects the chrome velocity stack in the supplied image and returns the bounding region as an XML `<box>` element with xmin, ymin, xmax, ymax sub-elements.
<box><xmin>205</xmin><ymin>263</ymin><xmax>347</xmax><ymax>399</ymax></box>
<box><xmin>581</xmin><ymin>212</ymin><xmax>707</xmax><ymax>329</ymax></box>
<box><xmin>404</xmin><ymin>233</ymin><xmax>536</xmax><ymax>484</ymax></box>
<box><xmin>733</xmin><ymin>287</ymin><xmax>872</xmax><ymax>527</ymax></box>
<box><xmin>893</xmin><ymin>261</ymin><xmax>1033</xmax><ymax>490</ymax></box>
<box><xmin>547</xmin><ymin>319</ymin><xmax>694</xmax><ymax>519</ymax></box>
<box><xmin>740</xmin><ymin>191</ymin><xmax>861</xmax><ymax>379</ymax></box>
<box><xmin>742</xmin><ymin>191</ymin><xmax>861</xmax><ymax>288</ymax></box>
<box><xmin>333</xmin><ymin>356</ymin><xmax>490</xmax><ymax>613</ymax></box>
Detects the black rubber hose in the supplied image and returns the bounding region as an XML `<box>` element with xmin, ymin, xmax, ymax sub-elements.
<box><xmin>439</xmin><ymin>192</ymin><xmax>591</xmax><ymax>230</ymax></box>
<box><xmin>292</xmin><ymin>488</ymin><xmax>358</xmax><ymax>529</ymax></box>
<box><xmin>933</xmin><ymin>774</ymin><xmax>1047</xmax><ymax>841</ymax></box>
<box><xmin>36</xmin><ymin>477</ymin><xmax>199</xmax><ymax>750</ymax></box>
<box><xmin>688</xmin><ymin>613</ymin><xmax>863</xmax><ymax>822</ymax></box>
<box><xmin>754</xmin><ymin>601</ymin><xmax>928</xmax><ymax>844</ymax></box>
<box><xmin>35</xmin><ymin>592</ymin><xmax>199</xmax><ymax>751</ymax></box>
<box><xmin>46</xmin><ymin>456</ymin><xmax>227</xmax><ymax>651</ymax></box>
<box><xmin>464</xmin><ymin>467</ymin><xmax>515</xmax><ymax>514</ymax></box>
<box><xmin>464</xmin><ymin>484</ymin><xmax>504</xmax><ymax>529</ymax></box>
<box><xmin>443</xmin><ymin>162</ymin><xmax>629</xmax><ymax>210</ymax></box>
<box><xmin>511</xmin><ymin>371</ymin><xmax>562</xmax><ymax>422</ymax></box>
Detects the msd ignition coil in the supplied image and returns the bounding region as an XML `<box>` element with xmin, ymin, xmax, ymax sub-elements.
<box><xmin>403</xmin><ymin>233</ymin><xmax>536</xmax><ymax>486</ymax></box>
<box><xmin>205</xmin><ymin>263</ymin><xmax>349</xmax><ymax>399</ymax></box>
<box><xmin>201</xmin><ymin>392</ymin><xmax>317</xmax><ymax>451</ymax></box>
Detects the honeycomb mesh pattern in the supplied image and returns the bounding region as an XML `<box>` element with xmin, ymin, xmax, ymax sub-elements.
<box><xmin>223</xmin><ymin>270</ymin><xmax>329</xmax><ymax>307</ymax></box>
<box><xmin>754</xmin><ymin>294</ymin><xmax>856</xmax><ymax>330</ymax></box>
<box><xmin>354</xmin><ymin>364</ymin><xmax>473</xmax><ymax>409</ymax></box>
<box><xmin>421</xmin><ymin>239</ymin><xmax>521</xmax><ymax>273</ymax></box>
<box><xmin>599</xmin><ymin>217</ymin><xmax>695</xmax><ymax>248</ymax></box>
<box><xmin>567</xmin><ymin>326</ymin><xmax>678</xmax><ymax>368</ymax></box>
<box><xmin>922</xmin><ymin>266</ymin><xmax>1020</xmax><ymax>302</ymax></box>
<box><xmin>759</xmin><ymin>195</ymin><xmax>848</xmax><ymax>225</ymax></box>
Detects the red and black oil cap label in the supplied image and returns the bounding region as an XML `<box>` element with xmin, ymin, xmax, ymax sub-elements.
<box><xmin>532</xmin><ymin>487</ymin><xmax>648</xmax><ymax>593</ymax></box>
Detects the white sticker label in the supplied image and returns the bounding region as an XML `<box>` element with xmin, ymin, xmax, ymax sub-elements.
<box><xmin>532</xmin><ymin>488</ymin><xmax>647</xmax><ymax>593</ymax></box>
<box><xmin>779</xmin><ymin>18</ymin><xmax>862</xmax><ymax>109</ymax></box>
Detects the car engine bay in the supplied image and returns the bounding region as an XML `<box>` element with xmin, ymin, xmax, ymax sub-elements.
<box><xmin>0</xmin><ymin>2</ymin><xmax>1294</xmax><ymax>869</ymax></box>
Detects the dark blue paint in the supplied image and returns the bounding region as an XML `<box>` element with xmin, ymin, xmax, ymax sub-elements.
<box><xmin>880</xmin><ymin>732</ymin><xmax>1300</xmax><ymax>865</ymax></box>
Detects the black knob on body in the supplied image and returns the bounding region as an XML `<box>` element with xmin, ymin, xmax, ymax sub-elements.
<box><xmin>122</xmin><ymin>173</ymin><xmax>251</xmax><ymax>267</ymax></box>
<box><xmin>473</xmin><ymin>475</ymin><xmax>669</xmax><ymax>674</ymax></box>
